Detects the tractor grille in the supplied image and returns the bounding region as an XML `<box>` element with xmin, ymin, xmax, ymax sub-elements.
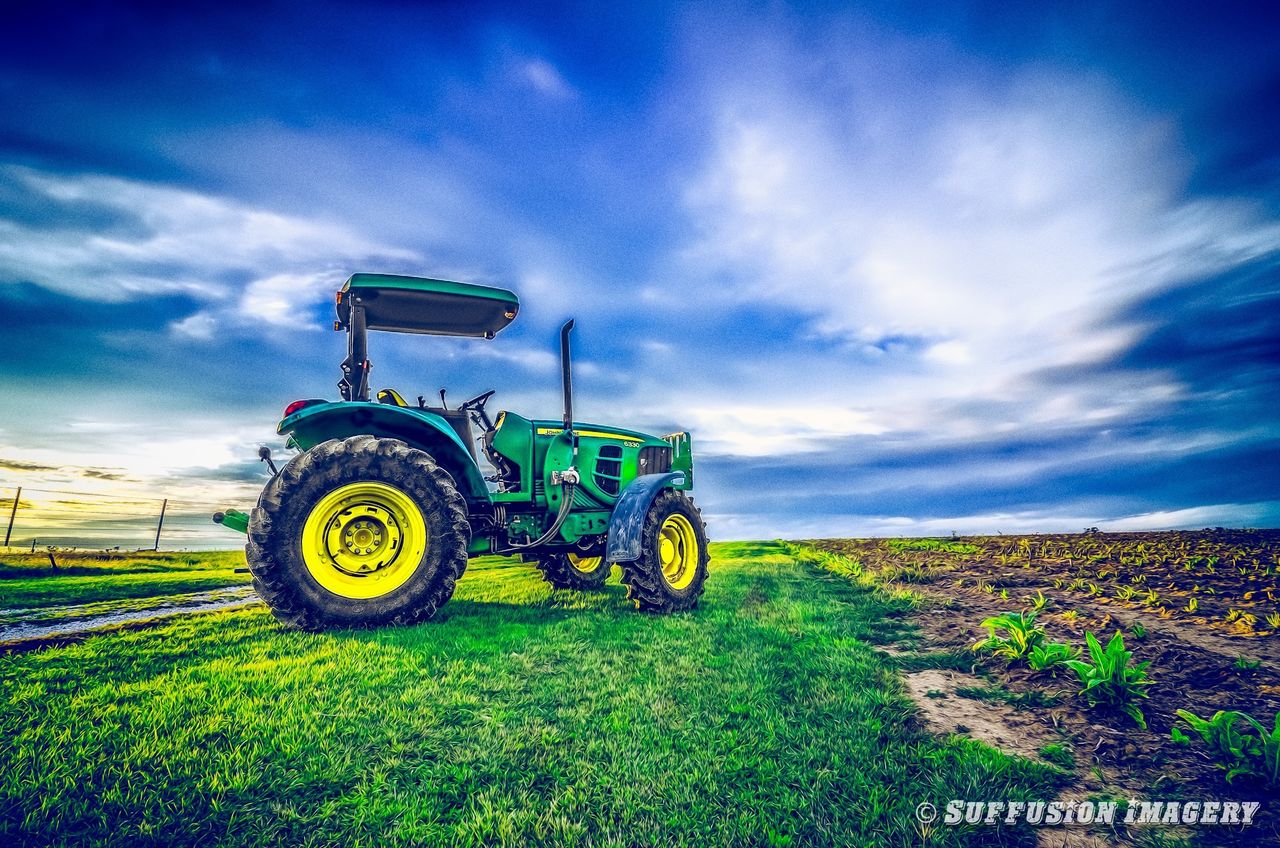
<box><xmin>637</xmin><ymin>445</ymin><xmax>672</xmax><ymax>476</ymax></box>
<box><xmin>594</xmin><ymin>445</ymin><xmax>624</xmax><ymax>496</ymax></box>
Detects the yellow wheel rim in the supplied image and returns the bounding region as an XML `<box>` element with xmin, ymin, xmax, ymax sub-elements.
<box><xmin>658</xmin><ymin>513</ymin><xmax>699</xmax><ymax>590</ymax></box>
<box><xmin>567</xmin><ymin>553</ymin><xmax>606</xmax><ymax>575</ymax></box>
<box><xmin>301</xmin><ymin>482</ymin><xmax>427</xmax><ymax>599</ymax></box>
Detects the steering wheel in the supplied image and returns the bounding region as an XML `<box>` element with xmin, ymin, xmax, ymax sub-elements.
<box><xmin>459</xmin><ymin>389</ymin><xmax>497</xmax><ymax>429</ymax></box>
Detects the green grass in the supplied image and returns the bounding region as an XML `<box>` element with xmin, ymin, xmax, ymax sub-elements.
<box><xmin>884</xmin><ymin>539</ymin><xmax>979</xmax><ymax>555</ymax></box>
<box><xmin>0</xmin><ymin>552</ymin><xmax>247</xmax><ymax>610</ymax></box>
<box><xmin>954</xmin><ymin>685</ymin><xmax>1061</xmax><ymax>711</ymax></box>
<box><xmin>1</xmin><ymin>542</ymin><xmax>1061</xmax><ymax>847</ymax></box>
<box><xmin>1038</xmin><ymin>743</ymin><xmax>1075</xmax><ymax>770</ymax></box>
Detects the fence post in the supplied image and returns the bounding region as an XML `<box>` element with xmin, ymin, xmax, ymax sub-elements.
<box><xmin>3</xmin><ymin>486</ymin><xmax>18</xmax><ymax>547</ymax></box>
<box><xmin>153</xmin><ymin>498</ymin><xmax>168</xmax><ymax>551</ymax></box>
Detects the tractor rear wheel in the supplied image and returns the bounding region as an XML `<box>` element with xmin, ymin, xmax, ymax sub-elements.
<box><xmin>619</xmin><ymin>490</ymin><xmax>709</xmax><ymax>613</ymax></box>
<box><xmin>246</xmin><ymin>435</ymin><xmax>470</xmax><ymax>630</ymax></box>
<box><xmin>535</xmin><ymin>551</ymin><xmax>611</xmax><ymax>590</ymax></box>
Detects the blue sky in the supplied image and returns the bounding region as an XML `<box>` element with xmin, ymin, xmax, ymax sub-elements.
<box><xmin>1</xmin><ymin>1</ymin><xmax>1278</xmax><ymax>546</ymax></box>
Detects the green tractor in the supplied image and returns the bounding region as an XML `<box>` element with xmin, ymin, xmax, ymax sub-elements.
<box><xmin>215</xmin><ymin>273</ymin><xmax>709</xmax><ymax>629</ymax></box>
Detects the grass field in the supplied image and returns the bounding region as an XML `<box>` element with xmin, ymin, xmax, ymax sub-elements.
<box><xmin>0</xmin><ymin>542</ymin><xmax>1062</xmax><ymax>847</ymax></box>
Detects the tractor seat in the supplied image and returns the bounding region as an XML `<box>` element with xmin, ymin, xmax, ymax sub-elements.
<box><xmin>376</xmin><ymin>388</ymin><xmax>409</xmax><ymax>407</ymax></box>
<box><xmin>377</xmin><ymin>388</ymin><xmax>477</xmax><ymax>461</ymax></box>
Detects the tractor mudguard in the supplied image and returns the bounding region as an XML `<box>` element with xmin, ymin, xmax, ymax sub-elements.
<box><xmin>604</xmin><ymin>471</ymin><xmax>687</xmax><ymax>562</ymax></box>
<box><xmin>277</xmin><ymin>402</ymin><xmax>491</xmax><ymax>507</ymax></box>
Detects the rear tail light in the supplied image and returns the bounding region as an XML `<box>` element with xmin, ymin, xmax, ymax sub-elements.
<box><xmin>283</xmin><ymin>399</ymin><xmax>323</xmax><ymax>418</ymax></box>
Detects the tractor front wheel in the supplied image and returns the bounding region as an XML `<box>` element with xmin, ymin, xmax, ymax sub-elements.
<box><xmin>619</xmin><ymin>490</ymin><xmax>709</xmax><ymax>613</ymax></box>
<box><xmin>246</xmin><ymin>435</ymin><xmax>470</xmax><ymax>630</ymax></box>
<box><xmin>535</xmin><ymin>551</ymin><xmax>612</xmax><ymax>591</ymax></box>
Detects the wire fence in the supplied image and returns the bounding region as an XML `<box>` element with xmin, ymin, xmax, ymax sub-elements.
<box><xmin>1</xmin><ymin>485</ymin><xmax>242</xmax><ymax>552</ymax></box>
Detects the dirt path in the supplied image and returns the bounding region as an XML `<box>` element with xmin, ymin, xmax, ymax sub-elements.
<box><xmin>0</xmin><ymin>586</ymin><xmax>261</xmax><ymax>651</ymax></box>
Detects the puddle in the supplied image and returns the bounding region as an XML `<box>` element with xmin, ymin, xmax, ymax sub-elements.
<box><xmin>0</xmin><ymin>586</ymin><xmax>256</xmax><ymax>625</ymax></box>
<box><xmin>0</xmin><ymin>586</ymin><xmax>261</xmax><ymax>647</ymax></box>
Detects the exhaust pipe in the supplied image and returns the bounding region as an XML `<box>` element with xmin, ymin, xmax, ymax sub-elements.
<box><xmin>560</xmin><ymin>318</ymin><xmax>575</xmax><ymax>433</ymax></box>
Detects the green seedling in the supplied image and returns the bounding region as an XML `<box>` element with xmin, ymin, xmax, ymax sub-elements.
<box><xmin>1175</xmin><ymin>708</ymin><xmax>1280</xmax><ymax>786</ymax></box>
<box><xmin>1027</xmin><ymin>641</ymin><xmax>1081</xmax><ymax>672</ymax></box>
<box><xmin>974</xmin><ymin>611</ymin><xmax>1045</xmax><ymax>662</ymax></box>
<box><xmin>1063</xmin><ymin>631</ymin><xmax>1153</xmax><ymax>729</ymax></box>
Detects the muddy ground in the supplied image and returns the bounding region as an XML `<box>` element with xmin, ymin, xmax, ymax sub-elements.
<box><xmin>0</xmin><ymin>586</ymin><xmax>261</xmax><ymax>652</ymax></box>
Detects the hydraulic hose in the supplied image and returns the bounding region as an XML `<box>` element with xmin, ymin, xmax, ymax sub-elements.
<box><xmin>503</xmin><ymin>480</ymin><xmax>578</xmax><ymax>552</ymax></box>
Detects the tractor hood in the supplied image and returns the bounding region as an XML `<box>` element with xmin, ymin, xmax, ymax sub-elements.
<box><xmin>337</xmin><ymin>273</ymin><xmax>519</xmax><ymax>339</ymax></box>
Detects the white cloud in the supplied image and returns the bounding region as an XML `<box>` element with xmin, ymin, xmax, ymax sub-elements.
<box><xmin>707</xmin><ymin>501</ymin><xmax>1280</xmax><ymax>541</ymax></box>
<box><xmin>923</xmin><ymin>340</ymin><xmax>971</xmax><ymax>366</ymax></box>
<box><xmin>239</xmin><ymin>271</ymin><xmax>348</xmax><ymax>329</ymax></box>
<box><xmin>684</xmin><ymin>403</ymin><xmax>888</xmax><ymax>457</ymax></box>
<box><xmin>520</xmin><ymin>58</ymin><xmax>576</xmax><ymax>99</ymax></box>
<box><xmin>0</xmin><ymin>166</ymin><xmax>418</xmax><ymax>333</ymax></box>
<box><xmin>676</xmin><ymin>50</ymin><xmax>1280</xmax><ymax>455</ymax></box>
<box><xmin>170</xmin><ymin>311</ymin><xmax>217</xmax><ymax>340</ymax></box>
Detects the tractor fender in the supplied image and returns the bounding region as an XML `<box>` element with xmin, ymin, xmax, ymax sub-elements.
<box><xmin>278</xmin><ymin>402</ymin><xmax>491</xmax><ymax>507</ymax></box>
<box><xmin>604</xmin><ymin>471</ymin><xmax>687</xmax><ymax>562</ymax></box>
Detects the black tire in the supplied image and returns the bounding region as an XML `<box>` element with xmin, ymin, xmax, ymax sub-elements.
<box><xmin>535</xmin><ymin>551</ymin><xmax>612</xmax><ymax>591</ymax></box>
<box><xmin>618</xmin><ymin>490</ymin><xmax>709</xmax><ymax>613</ymax></box>
<box><xmin>246</xmin><ymin>435</ymin><xmax>470</xmax><ymax>630</ymax></box>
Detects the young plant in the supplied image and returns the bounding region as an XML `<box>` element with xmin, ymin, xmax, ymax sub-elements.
<box><xmin>1129</xmin><ymin>621</ymin><xmax>1146</xmax><ymax>639</ymax></box>
<box><xmin>1175</xmin><ymin>709</ymin><xmax>1280</xmax><ymax>786</ymax></box>
<box><xmin>1027</xmin><ymin>589</ymin><xmax>1050</xmax><ymax>613</ymax></box>
<box><xmin>1063</xmin><ymin>631</ymin><xmax>1153</xmax><ymax>728</ymax></box>
<box><xmin>974</xmin><ymin>611</ymin><xmax>1045</xmax><ymax>662</ymax></box>
<box><xmin>1027</xmin><ymin>641</ymin><xmax>1081</xmax><ymax>672</ymax></box>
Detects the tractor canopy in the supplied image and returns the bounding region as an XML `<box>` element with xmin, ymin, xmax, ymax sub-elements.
<box><xmin>337</xmin><ymin>273</ymin><xmax>519</xmax><ymax>339</ymax></box>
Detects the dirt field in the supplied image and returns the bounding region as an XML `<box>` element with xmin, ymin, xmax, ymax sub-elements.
<box><xmin>799</xmin><ymin>531</ymin><xmax>1280</xmax><ymax>846</ymax></box>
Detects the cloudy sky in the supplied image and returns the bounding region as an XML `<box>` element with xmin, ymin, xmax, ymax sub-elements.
<box><xmin>1</xmin><ymin>1</ymin><xmax>1277</xmax><ymax>547</ymax></box>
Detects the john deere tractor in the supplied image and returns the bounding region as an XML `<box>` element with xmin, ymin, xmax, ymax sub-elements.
<box><xmin>215</xmin><ymin>273</ymin><xmax>709</xmax><ymax>629</ymax></box>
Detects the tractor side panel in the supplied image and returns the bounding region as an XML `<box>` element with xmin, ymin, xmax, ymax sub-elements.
<box><xmin>488</xmin><ymin>411</ymin><xmax>535</xmax><ymax>502</ymax></box>
<box><xmin>527</xmin><ymin>420</ymin><xmax>675</xmax><ymax>506</ymax></box>
<box><xmin>280</xmin><ymin>403</ymin><xmax>491</xmax><ymax>508</ymax></box>
<box><xmin>488</xmin><ymin>415</ymin><xmax>693</xmax><ymax>547</ymax></box>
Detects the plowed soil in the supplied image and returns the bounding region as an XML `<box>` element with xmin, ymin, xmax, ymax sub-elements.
<box><xmin>802</xmin><ymin>531</ymin><xmax>1280</xmax><ymax>846</ymax></box>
